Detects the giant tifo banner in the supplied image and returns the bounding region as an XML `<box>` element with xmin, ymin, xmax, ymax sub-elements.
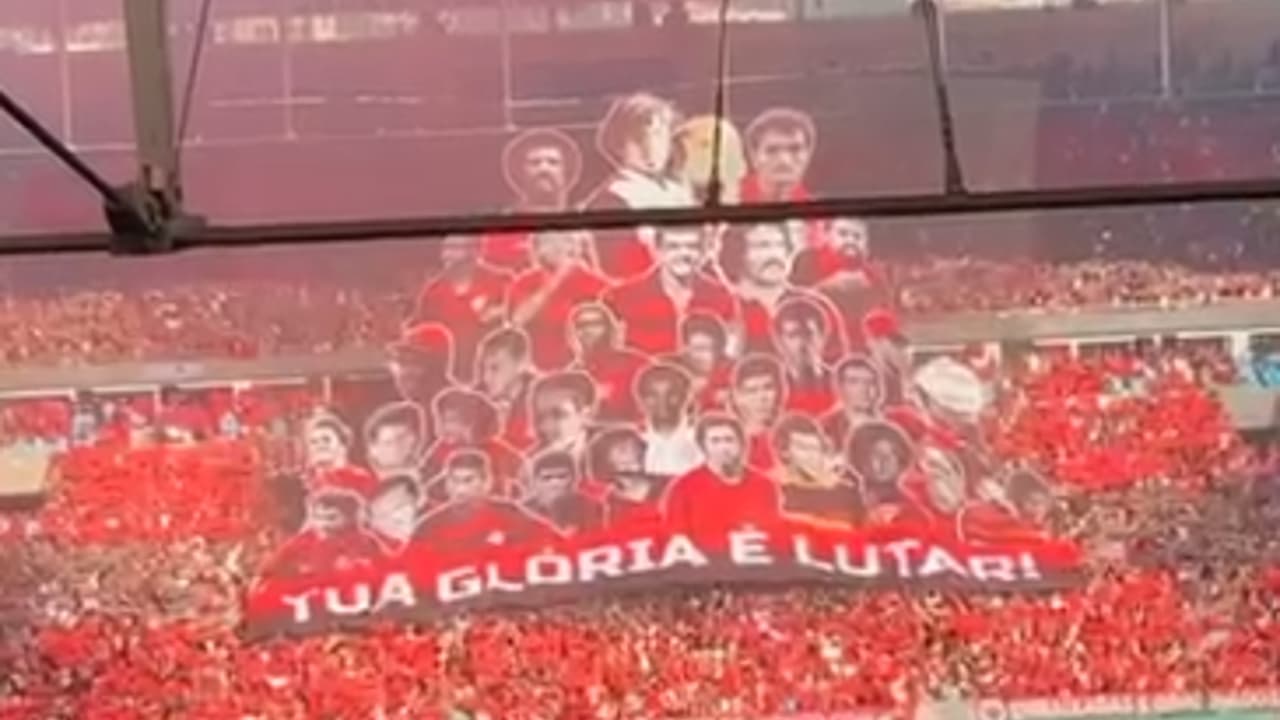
<box><xmin>224</xmin><ymin>128</ymin><xmax>1086</xmax><ymax>633</ymax></box>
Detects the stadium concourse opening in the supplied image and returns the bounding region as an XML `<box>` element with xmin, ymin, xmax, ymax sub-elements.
<box><xmin>4</xmin><ymin>0</ymin><xmax>1280</xmax><ymax>719</ymax></box>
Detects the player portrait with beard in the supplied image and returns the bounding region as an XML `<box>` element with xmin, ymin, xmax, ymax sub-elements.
<box><xmin>482</xmin><ymin>128</ymin><xmax>583</xmax><ymax>272</ymax></box>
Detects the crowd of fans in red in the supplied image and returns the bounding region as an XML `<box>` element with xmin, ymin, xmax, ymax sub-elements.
<box><xmin>2</xmin><ymin>344</ymin><xmax>1279</xmax><ymax>719</ymax></box>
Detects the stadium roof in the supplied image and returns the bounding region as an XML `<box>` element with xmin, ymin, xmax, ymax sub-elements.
<box><xmin>0</xmin><ymin>0</ymin><xmax>1278</xmax><ymax>253</ymax></box>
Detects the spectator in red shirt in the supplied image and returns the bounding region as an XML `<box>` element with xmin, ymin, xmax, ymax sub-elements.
<box><xmin>603</xmin><ymin>224</ymin><xmax>739</xmax><ymax>357</ymax></box>
<box><xmin>663</xmin><ymin>414</ymin><xmax>782</xmax><ymax>535</ymax></box>
<box><xmin>729</xmin><ymin>354</ymin><xmax>785</xmax><ymax>472</ymax></box>
<box><xmin>475</xmin><ymin>327</ymin><xmax>538</xmax><ymax>450</ymax></box>
<box><xmin>568</xmin><ymin>302</ymin><xmax>647</xmax><ymax>423</ymax></box>
<box><xmin>417</xmin><ymin>450</ymin><xmax>553</xmax><ymax>554</ymax></box>
<box><xmin>584</xmin><ymin>93</ymin><xmax>694</xmax><ymax>280</ymax></box>
<box><xmin>423</xmin><ymin>388</ymin><xmax>524</xmax><ymax>500</ymax></box>
<box><xmin>362</xmin><ymin>401</ymin><xmax>428</xmax><ymax>481</ymax></box>
<box><xmin>725</xmin><ymin>222</ymin><xmax>844</xmax><ymax>361</ymax></box>
<box><xmin>507</xmin><ymin>230</ymin><xmax>610</xmax><ymax>371</ymax></box>
<box><xmin>411</xmin><ymin>235</ymin><xmax>511</xmax><ymax>384</ymax></box>
<box><xmin>822</xmin><ymin>354</ymin><xmax>885</xmax><ymax>450</ymax></box>
<box><xmin>673</xmin><ymin>312</ymin><xmax>735</xmax><ymax>414</ymax></box>
<box><xmin>774</xmin><ymin>296</ymin><xmax>838</xmax><ymax>416</ymax></box>
<box><xmin>589</xmin><ymin>427</ymin><xmax>670</xmax><ymax>531</ymax></box>
<box><xmin>482</xmin><ymin>128</ymin><xmax>583</xmax><ymax>272</ymax></box>
<box><xmin>519</xmin><ymin>449</ymin><xmax>604</xmax><ymax>537</ymax></box>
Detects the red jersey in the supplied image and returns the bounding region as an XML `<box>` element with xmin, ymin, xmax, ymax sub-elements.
<box><xmin>603</xmin><ymin>478</ymin><xmax>671</xmax><ymax>532</ymax></box>
<box><xmin>747</xmin><ymin>432</ymin><xmax>778</xmax><ymax>472</ymax></box>
<box><xmin>423</xmin><ymin>438</ymin><xmax>524</xmax><ymax>499</ymax></box>
<box><xmin>603</xmin><ymin>270</ymin><xmax>739</xmax><ymax>357</ymax></box>
<box><xmin>480</xmin><ymin>231</ymin><xmax>533</xmax><ymax>272</ymax></box>
<box><xmin>266</xmin><ymin>528</ymin><xmax>383</xmax><ymax>577</ymax></box>
<box><xmin>958</xmin><ymin>502</ymin><xmax>1049</xmax><ymax>546</ymax></box>
<box><xmin>507</xmin><ymin>265</ymin><xmax>610</xmax><ymax>371</ymax></box>
<box><xmin>785</xmin><ymin>367</ymin><xmax>837</xmax><ymax>416</ymax></box>
<box><xmin>663</xmin><ymin>464</ymin><xmax>780</xmax><ymax>535</ymax></box>
<box><xmin>306</xmin><ymin>465</ymin><xmax>379</xmax><ymax>499</ymax></box>
<box><xmin>739</xmin><ymin>174</ymin><xmax>824</xmax><ymax>248</ymax></box>
<box><xmin>414</xmin><ymin>499</ymin><xmax>554</xmax><ymax>554</ymax></box>
<box><xmin>576</xmin><ymin>347</ymin><xmax>648</xmax><ymax>422</ymax></box>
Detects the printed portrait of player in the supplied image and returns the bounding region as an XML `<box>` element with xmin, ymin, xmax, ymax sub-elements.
<box><xmin>959</xmin><ymin>468</ymin><xmax>1059</xmax><ymax>546</ymax></box>
<box><xmin>303</xmin><ymin>412</ymin><xmax>379</xmax><ymax>499</ymax></box>
<box><xmin>530</xmin><ymin>371</ymin><xmax>598</xmax><ymax>468</ymax></box>
<box><xmin>388</xmin><ymin>322</ymin><xmax>456</xmax><ymax>409</ymax></box>
<box><xmin>519</xmin><ymin>449</ymin><xmax>604</xmax><ymax>536</ymax></box>
<box><xmin>774</xmin><ymin>296</ymin><xmax>838</xmax><ymax>416</ymax></box>
<box><xmin>266</xmin><ymin>489</ymin><xmax>383</xmax><ymax>578</ymax></box>
<box><xmin>846</xmin><ymin>420</ymin><xmax>915</xmax><ymax>524</ymax></box>
<box><xmin>674</xmin><ymin>311</ymin><xmax>733</xmax><ymax>412</ymax></box>
<box><xmin>671</xmin><ymin>115</ymin><xmax>746</xmax><ymax>206</ymax></box>
<box><xmin>741</xmin><ymin>107</ymin><xmax>817</xmax><ymax>204</ymax></box>
<box><xmin>569</xmin><ymin>302</ymin><xmax>647</xmax><ymax>422</ymax></box>
<box><xmin>366</xmin><ymin>474</ymin><xmax>425</xmax><ymax>552</ymax></box>
<box><xmin>589</xmin><ymin>427</ymin><xmax>669</xmax><ymax>531</ymax></box>
<box><xmin>862</xmin><ymin>309</ymin><xmax>910</xmax><ymax>405</ymax></box>
<box><xmin>507</xmin><ymin>229</ymin><xmax>609</xmax><ymax>371</ymax></box>
<box><xmin>730</xmin><ymin>354</ymin><xmax>785</xmax><ymax>472</ymax></box>
<box><xmin>410</xmin><ymin>234</ymin><xmax>510</xmax><ymax>384</ymax></box>
<box><xmin>773</xmin><ymin>415</ymin><xmax>862</xmax><ymax>529</ymax></box>
<box><xmin>424</xmin><ymin>388</ymin><xmax>524</xmax><ymax>499</ymax></box>
<box><xmin>823</xmin><ymin>354</ymin><xmax>885</xmax><ymax>449</ymax></box>
<box><xmin>634</xmin><ymin>362</ymin><xmax>701</xmax><ymax>478</ymax></box>
<box><xmin>362</xmin><ymin>401</ymin><xmax>427</xmax><ymax>480</ymax></box>
<box><xmin>481</xmin><ymin>128</ymin><xmax>583</xmax><ymax>272</ymax></box>
<box><xmin>476</xmin><ymin>327</ymin><xmax>538</xmax><ymax>450</ymax></box>
<box><xmin>603</xmin><ymin>224</ymin><xmax>739</xmax><ymax>357</ymax></box>
<box><xmin>504</xmin><ymin>127</ymin><xmax>582</xmax><ymax>213</ymax></box>
<box><xmin>898</xmin><ymin>445</ymin><xmax>972</xmax><ymax>537</ymax></box>
<box><xmin>663</xmin><ymin>414</ymin><xmax>781</xmax><ymax>535</ymax></box>
<box><xmin>586</xmin><ymin>92</ymin><xmax>694</xmax><ymax>280</ymax></box>
<box><xmin>416</xmin><ymin>450</ymin><xmax>553</xmax><ymax>553</ymax></box>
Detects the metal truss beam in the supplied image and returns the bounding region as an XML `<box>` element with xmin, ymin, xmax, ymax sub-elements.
<box><xmin>122</xmin><ymin>0</ymin><xmax>181</xmax><ymax>206</ymax></box>
<box><xmin>2</xmin><ymin>176</ymin><xmax>1280</xmax><ymax>256</ymax></box>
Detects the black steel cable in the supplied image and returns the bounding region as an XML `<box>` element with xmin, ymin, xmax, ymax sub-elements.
<box><xmin>174</xmin><ymin>0</ymin><xmax>217</xmax><ymax>180</ymax></box>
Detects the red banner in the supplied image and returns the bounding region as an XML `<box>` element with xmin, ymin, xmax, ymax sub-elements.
<box><xmin>245</xmin><ymin>520</ymin><xmax>1081</xmax><ymax>637</ymax></box>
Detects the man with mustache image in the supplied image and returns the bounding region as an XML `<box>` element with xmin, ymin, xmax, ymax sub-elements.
<box><xmin>723</xmin><ymin>222</ymin><xmax>845</xmax><ymax>362</ymax></box>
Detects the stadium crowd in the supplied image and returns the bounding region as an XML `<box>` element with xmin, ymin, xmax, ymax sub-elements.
<box><xmin>3</xmin><ymin>49</ymin><xmax>1280</xmax><ymax>720</ymax></box>
<box><xmin>2</xmin><ymin>340</ymin><xmax>1279</xmax><ymax>718</ymax></box>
